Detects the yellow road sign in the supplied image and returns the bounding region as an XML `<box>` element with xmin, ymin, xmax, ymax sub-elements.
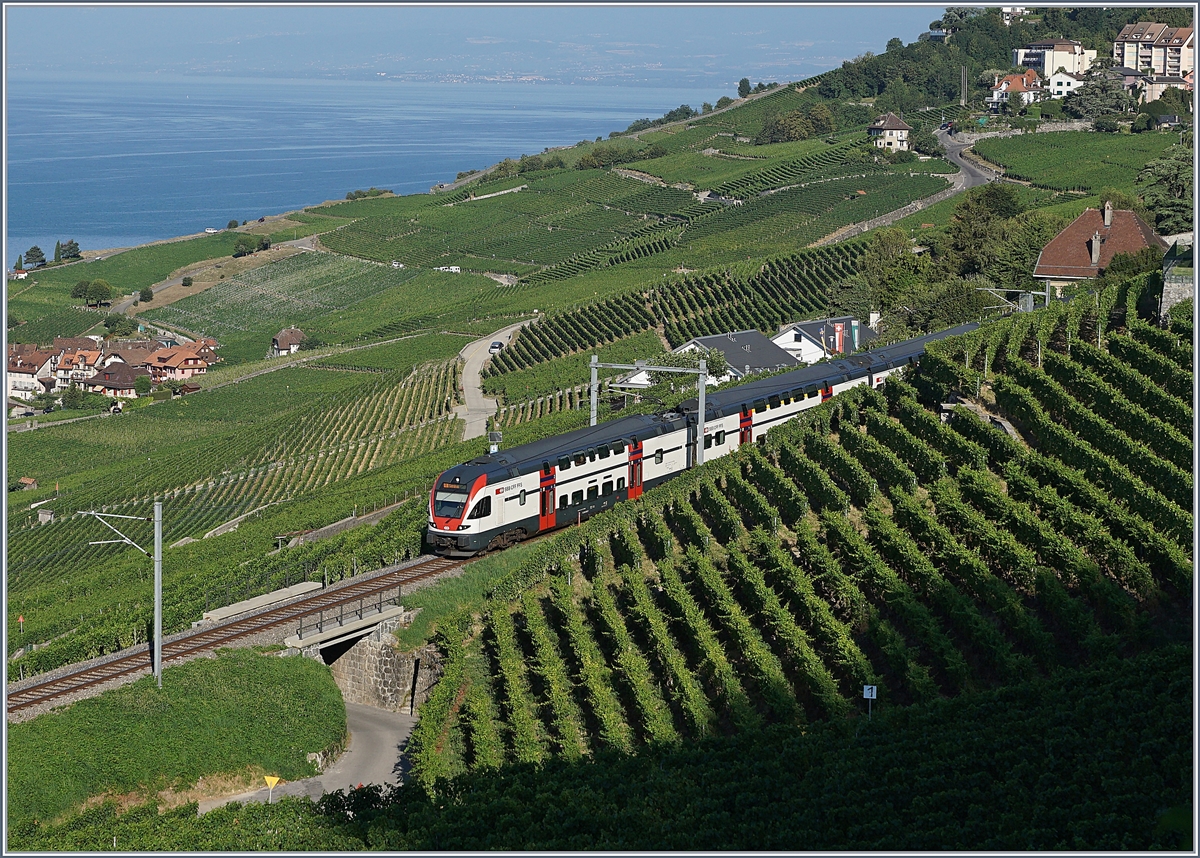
<box><xmin>264</xmin><ymin>776</ymin><xmax>280</xmax><ymax>789</ymax></box>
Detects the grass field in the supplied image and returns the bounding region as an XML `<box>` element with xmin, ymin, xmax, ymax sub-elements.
<box><xmin>7</xmin><ymin>648</ymin><xmax>346</xmax><ymax>829</ymax></box>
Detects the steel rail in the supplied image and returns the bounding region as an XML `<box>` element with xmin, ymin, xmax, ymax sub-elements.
<box><xmin>7</xmin><ymin>556</ymin><xmax>464</xmax><ymax>714</ymax></box>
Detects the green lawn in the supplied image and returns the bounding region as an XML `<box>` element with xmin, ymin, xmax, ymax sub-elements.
<box><xmin>7</xmin><ymin>648</ymin><xmax>346</xmax><ymax>828</ymax></box>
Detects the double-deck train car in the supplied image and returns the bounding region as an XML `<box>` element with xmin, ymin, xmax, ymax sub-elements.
<box><xmin>428</xmin><ymin>323</ymin><xmax>977</xmax><ymax>555</ymax></box>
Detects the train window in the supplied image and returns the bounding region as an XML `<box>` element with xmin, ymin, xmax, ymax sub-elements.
<box><xmin>654</xmin><ymin>449</ymin><xmax>664</xmax><ymax>465</ymax></box>
<box><xmin>558</xmin><ymin>455</ymin><xmax>571</xmax><ymax>471</ymax></box>
<box><xmin>704</xmin><ymin>434</ymin><xmax>713</xmax><ymax>449</ymax></box>
<box><xmin>612</xmin><ymin>440</ymin><xmax>625</xmax><ymax>454</ymax></box>
<box><xmin>740</xmin><ymin>404</ymin><xmax>750</xmax><ymax>417</ymax></box>
<box><xmin>574</xmin><ymin>451</ymin><xmax>587</xmax><ymax>466</ymax></box>
<box><xmin>602</xmin><ymin>480</ymin><xmax>614</xmax><ymax>495</ymax></box>
<box><xmin>559</xmin><ymin>494</ymin><xmax>569</xmax><ymax>510</ymax></box>
<box><xmin>587</xmin><ymin>448</ymin><xmax>597</xmax><ymax>462</ymax></box>
<box><xmin>617</xmin><ymin>477</ymin><xmax>626</xmax><ymax>491</ymax></box>
<box><xmin>519</xmin><ymin>489</ymin><xmax>527</xmax><ymax>506</ymax></box>
<box><xmin>754</xmin><ymin>399</ymin><xmax>767</xmax><ymax>414</ymax></box>
<box><xmin>467</xmin><ymin>496</ymin><xmax>492</xmax><ymax>520</ymax></box>
<box><xmin>542</xmin><ymin>461</ymin><xmax>552</xmax><ymax>476</ymax></box>
<box><xmin>630</xmin><ymin>435</ymin><xmax>638</xmax><ymax>447</ymax></box>
<box><xmin>716</xmin><ymin>430</ymin><xmax>726</xmax><ymax>445</ymax></box>
<box><xmin>598</xmin><ymin>444</ymin><xmax>610</xmax><ymax>459</ymax></box>
<box><xmin>768</xmin><ymin>395</ymin><xmax>781</xmax><ymax>409</ymax></box>
<box><xmin>804</xmin><ymin>386</ymin><xmax>818</xmax><ymax>399</ymax></box>
<box><xmin>587</xmin><ymin>485</ymin><xmax>599</xmax><ymax>501</ymax></box>
<box><xmin>572</xmin><ymin>490</ymin><xmax>584</xmax><ymax>506</ymax></box>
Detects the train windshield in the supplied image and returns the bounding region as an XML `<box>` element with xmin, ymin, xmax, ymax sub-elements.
<box><xmin>434</xmin><ymin>487</ymin><xmax>470</xmax><ymax>518</ymax></box>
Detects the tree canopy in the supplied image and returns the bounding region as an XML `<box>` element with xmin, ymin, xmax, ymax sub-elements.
<box><xmin>24</xmin><ymin>246</ymin><xmax>45</xmax><ymax>268</ymax></box>
<box><xmin>1137</xmin><ymin>145</ymin><xmax>1194</xmax><ymax>234</ymax></box>
<box><xmin>60</xmin><ymin>239</ymin><xmax>81</xmax><ymax>260</ymax></box>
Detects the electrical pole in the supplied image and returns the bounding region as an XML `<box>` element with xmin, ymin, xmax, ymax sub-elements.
<box><xmin>78</xmin><ymin>504</ymin><xmax>164</xmax><ymax>688</ymax></box>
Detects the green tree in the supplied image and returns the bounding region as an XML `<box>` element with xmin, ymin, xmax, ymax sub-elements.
<box><xmin>256</xmin><ymin>235</ymin><xmax>271</xmax><ymax>252</ymax></box>
<box><xmin>907</xmin><ymin>125</ymin><xmax>941</xmax><ymax>156</ymax></box>
<box><xmin>715</xmin><ymin>96</ymin><xmax>734</xmax><ymax>109</ymax></box>
<box><xmin>24</xmin><ymin>246</ymin><xmax>45</xmax><ymax>268</ymax></box>
<box><xmin>1097</xmin><ymin>187</ymin><xmax>1152</xmax><ymax>225</ymax></box>
<box><xmin>738</xmin><ymin>77</ymin><xmax>751</xmax><ymax>98</ymax></box>
<box><xmin>139</xmin><ymin>287</ymin><xmax>154</xmax><ymax>303</ymax></box>
<box><xmin>103</xmin><ymin>314</ymin><xmax>137</xmax><ymax>337</ymax></box>
<box><xmin>86</xmin><ymin>279</ymin><xmax>113</xmax><ymax>307</ymax></box>
<box><xmin>54</xmin><ymin>241</ymin><xmax>61</xmax><ymax>264</ymax></box>
<box><xmin>134</xmin><ymin>375</ymin><xmax>153</xmax><ymax>397</ymax></box>
<box><xmin>1136</xmin><ymin>145</ymin><xmax>1193</xmax><ymax>234</ymax></box>
<box><xmin>977</xmin><ymin>182</ymin><xmax>1024</xmax><ymax>219</ymax></box>
<box><xmin>807</xmin><ymin>103</ymin><xmax>836</xmax><ymax>135</ymax></box>
<box><xmin>181</xmin><ymin>276</ymin><xmax>193</xmax><ymax>287</ymax></box>
<box><xmin>232</xmin><ymin>237</ymin><xmax>256</xmax><ymax>258</ymax></box>
<box><xmin>755</xmin><ymin>109</ymin><xmax>813</xmax><ymax>144</ymax></box>
<box><xmin>60</xmin><ymin>239</ymin><xmax>81</xmax><ymax>259</ymax></box>
<box><xmin>1093</xmin><ymin>116</ymin><xmax>1120</xmax><ymax>132</ymax></box>
<box><xmin>15</xmin><ymin>254</ymin><xmax>22</xmax><ymax>270</ymax></box>
<box><xmin>227</xmin><ymin>219</ymin><xmax>239</xmax><ymax>230</ymax></box>
<box><xmin>71</xmin><ymin>280</ymin><xmax>91</xmax><ymax>300</ymax></box>
<box><xmin>702</xmin><ymin>102</ymin><xmax>713</xmax><ymax>113</ymax></box>
<box><xmin>62</xmin><ymin>383</ymin><xmax>84</xmax><ymax>410</ymax></box>
<box><xmin>1064</xmin><ymin>72</ymin><xmax>1135</xmax><ymax>118</ymax></box>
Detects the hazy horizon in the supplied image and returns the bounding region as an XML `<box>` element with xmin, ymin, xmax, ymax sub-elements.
<box><xmin>5</xmin><ymin>5</ymin><xmax>936</xmax><ymax>87</ymax></box>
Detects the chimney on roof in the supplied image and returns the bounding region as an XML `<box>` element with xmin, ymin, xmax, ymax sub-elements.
<box><xmin>1091</xmin><ymin>230</ymin><xmax>1103</xmax><ymax>266</ymax></box>
<box><xmin>1103</xmin><ymin>199</ymin><xmax>1113</xmax><ymax>227</ymax></box>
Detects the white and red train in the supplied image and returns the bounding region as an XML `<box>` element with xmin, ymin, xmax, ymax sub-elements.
<box><xmin>428</xmin><ymin>324</ymin><xmax>976</xmax><ymax>555</ymax></box>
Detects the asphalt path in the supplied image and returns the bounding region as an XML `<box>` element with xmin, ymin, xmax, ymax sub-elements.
<box><xmin>453</xmin><ymin>318</ymin><xmax>535</xmax><ymax>440</ymax></box>
<box><xmin>197</xmin><ymin>703</ymin><xmax>417</xmax><ymax>814</ymax></box>
<box><xmin>935</xmin><ymin>128</ymin><xmax>998</xmax><ymax>189</ymax></box>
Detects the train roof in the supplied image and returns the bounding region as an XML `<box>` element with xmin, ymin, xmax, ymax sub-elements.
<box><xmin>682</xmin><ymin>323</ymin><xmax>978</xmax><ymax>416</ymax></box>
<box><xmin>444</xmin><ymin>412</ymin><xmax>682</xmax><ymax>481</ymax></box>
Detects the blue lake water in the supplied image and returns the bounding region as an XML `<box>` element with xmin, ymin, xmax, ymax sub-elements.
<box><xmin>5</xmin><ymin>75</ymin><xmax>718</xmax><ymax>259</ymax></box>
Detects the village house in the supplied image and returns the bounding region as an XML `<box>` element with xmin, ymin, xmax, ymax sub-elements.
<box><xmin>1113</xmin><ymin>22</ymin><xmax>1194</xmax><ymax>78</ymax></box>
<box><xmin>1013</xmin><ymin>37</ymin><xmax>1096</xmax><ymax>75</ymax></box>
<box><xmin>147</xmin><ymin>346</ymin><xmax>210</xmax><ymax>383</ymax></box>
<box><xmin>271</xmin><ymin>327</ymin><xmax>306</xmax><ymax>357</ymax></box>
<box><xmin>771</xmin><ymin>316</ymin><xmax>877</xmax><ymax>364</ymax></box>
<box><xmin>867</xmin><ymin>113</ymin><xmax>912</xmax><ymax>151</ymax></box>
<box><xmin>987</xmin><ymin>70</ymin><xmax>1043</xmax><ymax>111</ymax></box>
<box><xmin>6</xmin><ymin>350</ymin><xmax>56</xmax><ymax>401</ymax></box>
<box><xmin>53</xmin><ymin>349</ymin><xmax>103</xmax><ymax>391</ymax></box>
<box><xmin>85</xmin><ymin>363</ymin><xmax>148</xmax><ymax>399</ymax></box>
<box><xmin>1047</xmin><ymin>70</ymin><xmax>1089</xmax><ymax>99</ymax></box>
<box><xmin>1033</xmin><ymin>201</ymin><xmax>1168</xmax><ymax>292</ymax></box>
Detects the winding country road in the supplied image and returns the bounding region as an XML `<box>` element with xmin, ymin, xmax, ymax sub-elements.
<box><xmin>453</xmin><ymin>318</ymin><xmax>535</xmax><ymax>439</ymax></box>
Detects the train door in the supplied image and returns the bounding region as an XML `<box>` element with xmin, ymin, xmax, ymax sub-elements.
<box><xmin>538</xmin><ymin>462</ymin><xmax>556</xmax><ymax>532</ymax></box>
<box><xmin>738</xmin><ymin>405</ymin><xmax>752</xmax><ymax>446</ymax></box>
<box><xmin>820</xmin><ymin>383</ymin><xmax>833</xmax><ymax>403</ymax></box>
<box><xmin>628</xmin><ymin>440</ymin><xmax>644</xmax><ymax>500</ymax></box>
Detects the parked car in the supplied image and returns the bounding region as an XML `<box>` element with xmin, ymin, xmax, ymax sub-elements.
<box><xmin>489</xmin><ymin>341</ymin><xmax>504</xmax><ymax>354</ymax></box>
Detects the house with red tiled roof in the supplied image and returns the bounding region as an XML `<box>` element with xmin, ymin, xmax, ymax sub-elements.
<box><xmin>53</xmin><ymin>349</ymin><xmax>103</xmax><ymax>391</ymax></box>
<box><xmin>53</xmin><ymin>336</ymin><xmax>102</xmax><ymax>354</ymax></box>
<box><xmin>987</xmin><ymin>70</ymin><xmax>1043</xmax><ymax>111</ymax></box>
<box><xmin>271</xmin><ymin>327</ymin><xmax>306</xmax><ymax>357</ymax></box>
<box><xmin>867</xmin><ymin>113</ymin><xmax>912</xmax><ymax>151</ymax></box>
<box><xmin>1033</xmin><ymin>201</ymin><xmax>1169</xmax><ymax>291</ymax></box>
<box><xmin>148</xmin><ymin>346</ymin><xmax>209</xmax><ymax>383</ymax></box>
<box><xmin>85</xmin><ymin>362</ymin><xmax>149</xmax><ymax>399</ymax></box>
<box><xmin>6</xmin><ymin>350</ymin><xmax>56</xmax><ymax>401</ymax></box>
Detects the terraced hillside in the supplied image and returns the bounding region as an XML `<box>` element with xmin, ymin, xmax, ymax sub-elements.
<box><xmin>404</xmin><ymin>271</ymin><xmax>1192</xmax><ymax>787</ymax></box>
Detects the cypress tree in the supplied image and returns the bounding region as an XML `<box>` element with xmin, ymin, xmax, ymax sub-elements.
<box><xmin>15</xmin><ymin>255</ymin><xmax>22</xmax><ymax>270</ymax></box>
<box><xmin>54</xmin><ymin>240</ymin><xmax>62</xmax><ymax>263</ymax></box>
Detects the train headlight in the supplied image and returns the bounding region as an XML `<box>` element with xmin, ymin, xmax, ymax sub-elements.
<box><xmin>457</xmin><ymin>524</ymin><xmax>470</xmax><ymax>531</ymax></box>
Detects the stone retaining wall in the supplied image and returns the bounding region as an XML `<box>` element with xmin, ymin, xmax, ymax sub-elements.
<box><xmin>325</xmin><ymin>619</ymin><xmax>444</xmax><ymax>714</ymax></box>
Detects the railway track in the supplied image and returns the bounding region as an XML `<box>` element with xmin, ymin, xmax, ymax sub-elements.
<box><xmin>7</xmin><ymin>556</ymin><xmax>466</xmax><ymax>716</ymax></box>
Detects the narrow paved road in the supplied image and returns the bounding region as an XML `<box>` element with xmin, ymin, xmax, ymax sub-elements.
<box><xmin>935</xmin><ymin>128</ymin><xmax>998</xmax><ymax>189</ymax></box>
<box><xmin>454</xmin><ymin>318</ymin><xmax>535</xmax><ymax>440</ymax></box>
<box><xmin>198</xmin><ymin>703</ymin><xmax>417</xmax><ymax>814</ymax></box>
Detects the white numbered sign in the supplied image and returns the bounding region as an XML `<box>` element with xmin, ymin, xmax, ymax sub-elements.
<box><xmin>862</xmin><ymin>685</ymin><xmax>877</xmax><ymax>699</ymax></box>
